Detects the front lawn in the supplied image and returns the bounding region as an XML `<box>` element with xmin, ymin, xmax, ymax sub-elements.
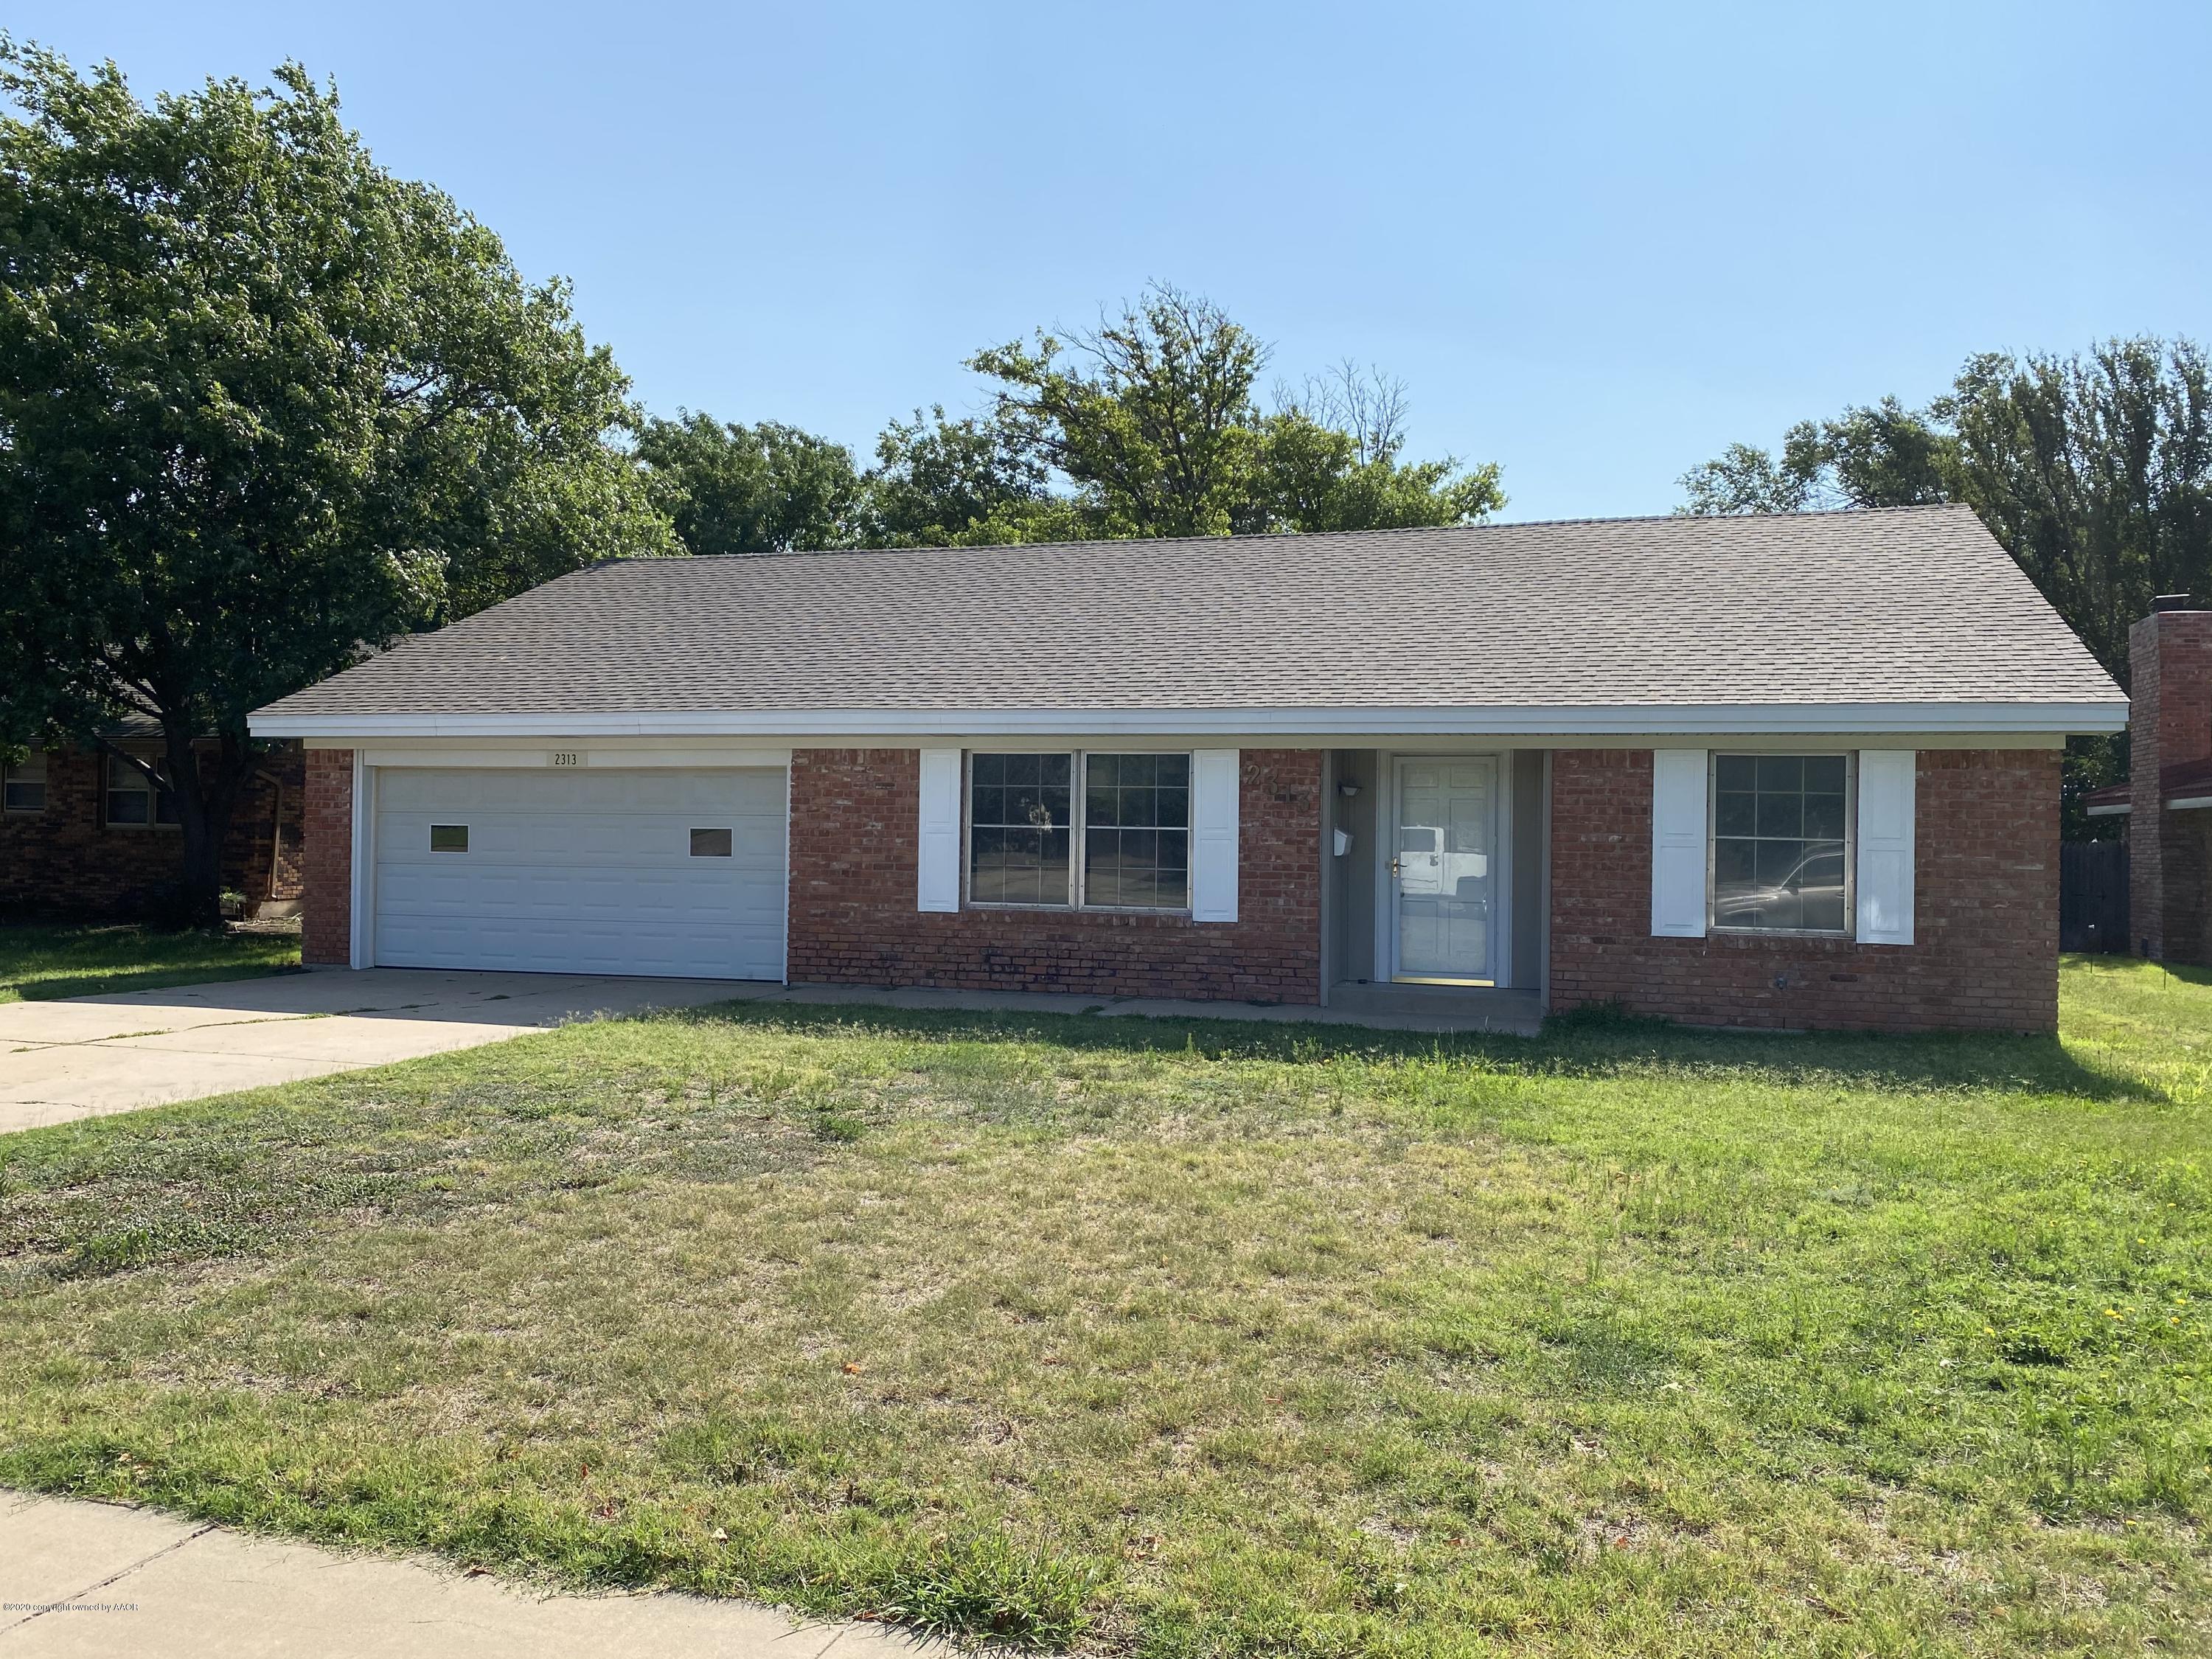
<box><xmin>0</xmin><ymin>922</ymin><xmax>300</xmax><ymax>1004</ymax></box>
<box><xmin>1</xmin><ymin>959</ymin><xmax>2206</xmax><ymax>1653</ymax></box>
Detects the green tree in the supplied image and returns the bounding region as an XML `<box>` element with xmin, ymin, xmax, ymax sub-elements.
<box><xmin>959</xmin><ymin>283</ymin><xmax>1501</xmax><ymax>543</ymax></box>
<box><xmin>0</xmin><ymin>44</ymin><xmax>672</xmax><ymax>921</ymax></box>
<box><xmin>857</xmin><ymin>406</ymin><xmax>1073</xmax><ymax>547</ymax></box>
<box><xmin>633</xmin><ymin>413</ymin><xmax>862</xmax><ymax>554</ymax></box>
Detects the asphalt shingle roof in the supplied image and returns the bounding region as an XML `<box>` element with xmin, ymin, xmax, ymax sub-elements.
<box><xmin>253</xmin><ymin>505</ymin><xmax>2122</xmax><ymax>721</ymax></box>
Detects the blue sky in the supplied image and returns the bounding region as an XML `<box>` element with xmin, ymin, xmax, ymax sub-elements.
<box><xmin>15</xmin><ymin>2</ymin><xmax>2211</xmax><ymax>521</ymax></box>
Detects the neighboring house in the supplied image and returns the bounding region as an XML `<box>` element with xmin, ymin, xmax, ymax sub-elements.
<box><xmin>0</xmin><ymin>728</ymin><xmax>305</xmax><ymax>920</ymax></box>
<box><xmin>248</xmin><ymin>505</ymin><xmax>2125</xmax><ymax>1032</ymax></box>
<box><xmin>2079</xmin><ymin>596</ymin><xmax>2212</xmax><ymax>962</ymax></box>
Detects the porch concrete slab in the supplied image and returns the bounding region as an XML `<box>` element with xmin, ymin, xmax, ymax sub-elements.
<box><xmin>0</xmin><ymin>971</ymin><xmax>776</xmax><ymax>1135</ymax></box>
<box><xmin>0</xmin><ymin>1491</ymin><xmax>911</xmax><ymax>1658</ymax></box>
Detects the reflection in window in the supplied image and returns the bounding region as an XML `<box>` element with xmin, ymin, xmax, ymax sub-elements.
<box><xmin>689</xmin><ymin>827</ymin><xmax>732</xmax><ymax>857</ymax></box>
<box><xmin>1084</xmin><ymin>753</ymin><xmax>1189</xmax><ymax>909</ymax></box>
<box><xmin>968</xmin><ymin>753</ymin><xmax>1071</xmax><ymax>904</ymax></box>
<box><xmin>1712</xmin><ymin>754</ymin><xmax>1848</xmax><ymax>932</ymax></box>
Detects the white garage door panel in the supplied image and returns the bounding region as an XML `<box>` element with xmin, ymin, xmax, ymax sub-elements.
<box><xmin>372</xmin><ymin>768</ymin><xmax>786</xmax><ymax>980</ymax></box>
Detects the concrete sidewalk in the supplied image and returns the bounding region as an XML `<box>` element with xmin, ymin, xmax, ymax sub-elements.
<box><xmin>0</xmin><ymin>970</ymin><xmax>771</xmax><ymax>1135</ymax></box>
<box><xmin>0</xmin><ymin>1491</ymin><xmax>914</xmax><ymax>1658</ymax></box>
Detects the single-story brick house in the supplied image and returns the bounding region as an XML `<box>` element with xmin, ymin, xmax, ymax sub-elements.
<box><xmin>0</xmin><ymin>726</ymin><xmax>305</xmax><ymax>920</ymax></box>
<box><xmin>248</xmin><ymin>504</ymin><xmax>2124</xmax><ymax>1032</ymax></box>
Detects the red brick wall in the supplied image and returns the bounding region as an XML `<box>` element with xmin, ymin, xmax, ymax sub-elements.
<box><xmin>786</xmin><ymin>748</ymin><xmax>1324</xmax><ymax>1002</ymax></box>
<box><xmin>2129</xmin><ymin>609</ymin><xmax>2212</xmax><ymax>963</ymax></box>
<box><xmin>1548</xmin><ymin>748</ymin><xmax>2059</xmax><ymax>1032</ymax></box>
<box><xmin>0</xmin><ymin>743</ymin><xmax>303</xmax><ymax>921</ymax></box>
<box><xmin>302</xmin><ymin>748</ymin><xmax>354</xmax><ymax>965</ymax></box>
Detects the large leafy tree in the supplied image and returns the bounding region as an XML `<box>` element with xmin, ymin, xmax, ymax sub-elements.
<box><xmin>1677</xmin><ymin>337</ymin><xmax>2212</xmax><ymax>833</ymax></box>
<box><xmin>955</xmin><ymin>282</ymin><xmax>1502</xmax><ymax>543</ymax></box>
<box><xmin>0</xmin><ymin>44</ymin><xmax>671</xmax><ymax>919</ymax></box>
<box><xmin>633</xmin><ymin>413</ymin><xmax>861</xmax><ymax>554</ymax></box>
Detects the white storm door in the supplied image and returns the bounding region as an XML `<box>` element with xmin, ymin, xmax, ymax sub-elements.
<box><xmin>372</xmin><ymin>767</ymin><xmax>787</xmax><ymax>980</ymax></box>
<box><xmin>1391</xmin><ymin>756</ymin><xmax>1498</xmax><ymax>984</ymax></box>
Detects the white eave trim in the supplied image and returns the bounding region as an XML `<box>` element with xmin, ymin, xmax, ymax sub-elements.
<box><xmin>2084</xmin><ymin>801</ymin><xmax>2132</xmax><ymax>815</ymax></box>
<box><xmin>248</xmin><ymin>700</ymin><xmax>2129</xmax><ymax>742</ymax></box>
<box><xmin>2168</xmin><ymin>796</ymin><xmax>2212</xmax><ymax>811</ymax></box>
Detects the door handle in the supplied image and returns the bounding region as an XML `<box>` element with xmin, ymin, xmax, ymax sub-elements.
<box><xmin>1388</xmin><ymin>857</ymin><xmax>1400</xmax><ymax>877</ymax></box>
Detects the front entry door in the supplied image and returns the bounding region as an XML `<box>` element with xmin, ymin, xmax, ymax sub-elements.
<box><xmin>1391</xmin><ymin>757</ymin><xmax>1497</xmax><ymax>983</ymax></box>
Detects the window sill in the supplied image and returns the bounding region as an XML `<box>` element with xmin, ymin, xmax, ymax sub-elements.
<box><xmin>1708</xmin><ymin>925</ymin><xmax>1854</xmax><ymax>942</ymax></box>
<box><xmin>965</xmin><ymin>901</ymin><xmax>1193</xmax><ymax>919</ymax></box>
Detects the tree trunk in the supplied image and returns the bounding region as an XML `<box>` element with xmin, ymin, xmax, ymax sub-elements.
<box><xmin>158</xmin><ymin>722</ymin><xmax>252</xmax><ymax>928</ymax></box>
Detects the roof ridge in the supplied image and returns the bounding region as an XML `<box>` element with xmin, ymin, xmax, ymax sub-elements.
<box><xmin>578</xmin><ymin>502</ymin><xmax>1972</xmax><ymax>571</ymax></box>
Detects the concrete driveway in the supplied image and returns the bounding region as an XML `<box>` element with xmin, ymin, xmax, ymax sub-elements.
<box><xmin>0</xmin><ymin>969</ymin><xmax>772</xmax><ymax>1135</ymax></box>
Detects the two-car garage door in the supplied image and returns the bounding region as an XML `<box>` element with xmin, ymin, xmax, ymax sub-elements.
<box><xmin>372</xmin><ymin>768</ymin><xmax>786</xmax><ymax>980</ymax></box>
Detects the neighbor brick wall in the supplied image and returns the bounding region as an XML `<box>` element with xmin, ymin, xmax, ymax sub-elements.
<box><xmin>785</xmin><ymin>748</ymin><xmax>1324</xmax><ymax>1002</ymax></box>
<box><xmin>302</xmin><ymin>748</ymin><xmax>354</xmax><ymax>965</ymax></box>
<box><xmin>1548</xmin><ymin>748</ymin><xmax>2059</xmax><ymax>1032</ymax></box>
<box><xmin>0</xmin><ymin>743</ymin><xmax>304</xmax><ymax>921</ymax></box>
<box><xmin>2129</xmin><ymin>608</ymin><xmax>2212</xmax><ymax>963</ymax></box>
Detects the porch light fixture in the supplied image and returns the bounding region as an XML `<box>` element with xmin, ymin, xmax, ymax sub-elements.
<box><xmin>1337</xmin><ymin>780</ymin><xmax>1361</xmax><ymax>798</ymax></box>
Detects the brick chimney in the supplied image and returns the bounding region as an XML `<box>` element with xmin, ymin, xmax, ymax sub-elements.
<box><xmin>2130</xmin><ymin>596</ymin><xmax>2212</xmax><ymax>961</ymax></box>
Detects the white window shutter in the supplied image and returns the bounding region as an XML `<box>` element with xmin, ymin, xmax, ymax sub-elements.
<box><xmin>917</xmin><ymin>748</ymin><xmax>961</xmax><ymax>913</ymax></box>
<box><xmin>1855</xmin><ymin>750</ymin><xmax>1916</xmax><ymax>945</ymax></box>
<box><xmin>1189</xmin><ymin>748</ymin><xmax>1240</xmax><ymax>923</ymax></box>
<box><xmin>1650</xmin><ymin>748</ymin><xmax>1708</xmax><ymax>938</ymax></box>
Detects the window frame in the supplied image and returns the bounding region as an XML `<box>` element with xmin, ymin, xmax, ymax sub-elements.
<box><xmin>2</xmin><ymin>751</ymin><xmax>46</xmax><ymax>815</ymax></box>
<box><xmin>1705</xmin><ymin>750</ymin><xmax>1855</xmax><ymax>939</ymax></box>
<box><xmin>962</xmin><ymin>748</ymin><xmax>1194</xmax><ymax>915</ymax></box>
<box><xmin>104</xmin><ymin>751</ymin><xmax>181</xmax><ymax>832</ymax></box>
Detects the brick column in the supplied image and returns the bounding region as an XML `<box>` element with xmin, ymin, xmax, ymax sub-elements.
<box><xmin>2129</xmin><ymin>607</ymin><xmax>2212</xmax><ymax>962</ymax></box>
<box><xmin>302</xmin><ymin>748</ymin><xmax>355</xmax><ymax>966</ymax></box>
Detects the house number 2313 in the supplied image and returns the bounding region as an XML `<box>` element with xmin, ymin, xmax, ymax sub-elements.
<box><xmin>547</xmin><ymin>751</ymin><xmax>584</xmax><ymax>768</ymax></box>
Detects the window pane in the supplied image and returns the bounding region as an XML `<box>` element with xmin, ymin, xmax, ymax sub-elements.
<box><xmin>1714</xmin><ymin>754</ymin><xmax>1757</xmax><ymax>791</ymax></box>
<box><xmin>430</xmin><ymin>824</ymin><xmax>469</xmax><ymax>852</ymax></box>
<box><xmin>970</xmin><ymin>754</ymin><xmax>1075</xmax><ymax>904</ymax></box>
<box><xmin>4</xmin><ymin>780</ymin><xmax>44</xmax><ymax>813</ymax></box>
<box><xmin>1756</xmin><ymin>790</ymin><xmax>1801</xmax><ymax>837</ymax></box>
<box><xmin>106</xmin><ymin>790</ymin><xmax>149</xmax><ymax>825</ymax></box>
<box><xmin>690</xmin><ymin>827</ymin><xmax>732</xmax><ymax>857</ymax></box>
<box><xmin>1079</xmin><ymin>755</ymin><xmax>1191</xmax><ymax>908</ymax></box>
<box><xmin>1711</xmin><ymin>754</ymin><xmax>1850</xmax><ymax>934</ymax></box>
<box><xmin>154</xmin><ymin>789</ymin><xmax>181</xmax><ymax>826</ymax></box>
<box><xmin>1756</xmin><ymin>755</ymin><xmax>1802</xmax><ymax>792</ymax></box>
<box><xmin>1804</xmin><ymin>791</ymin><xmax>1846</xmax><ymax>839</ymax></box>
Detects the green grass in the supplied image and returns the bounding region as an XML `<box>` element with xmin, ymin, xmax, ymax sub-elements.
<box><xmin>1</xmin><ymin>957</ymin><xmax>2208</xmax><ymax>1655</ymax></box>
<box><xmin>0</xmin><ymin>922</ymin><xmax>300</xmax><ymax>1004</ymax></box>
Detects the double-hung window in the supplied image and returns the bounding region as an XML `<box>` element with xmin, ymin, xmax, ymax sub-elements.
<box><xmin>968</xmin><ymin>751</ymin><xmax>1191</xmax><ymax>911</ymax></box>
<box><xmin>106</xmin><ymin>753</ymin><xmax>181</xmax><ymax>829</ymax></box>
<box><xmin>2</xmin><ymin>751</ymin><xmax>44</xmax><ymax>814</ymax></box>
<box><xmin>1710</xmin><ymin>753</ymin><xmax>1850</xmax><ymax>934</ymax></box>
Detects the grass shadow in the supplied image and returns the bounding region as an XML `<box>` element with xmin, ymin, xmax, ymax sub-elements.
<box><xmin>651</xmin><ymin>994</ymin><xmax>2156</xmax><ymax>1105</ymax></box>
<box><xmin>15</xmin><ymin>961</ymin><xmax>303</xmax><ymax>1003</ymax></box>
